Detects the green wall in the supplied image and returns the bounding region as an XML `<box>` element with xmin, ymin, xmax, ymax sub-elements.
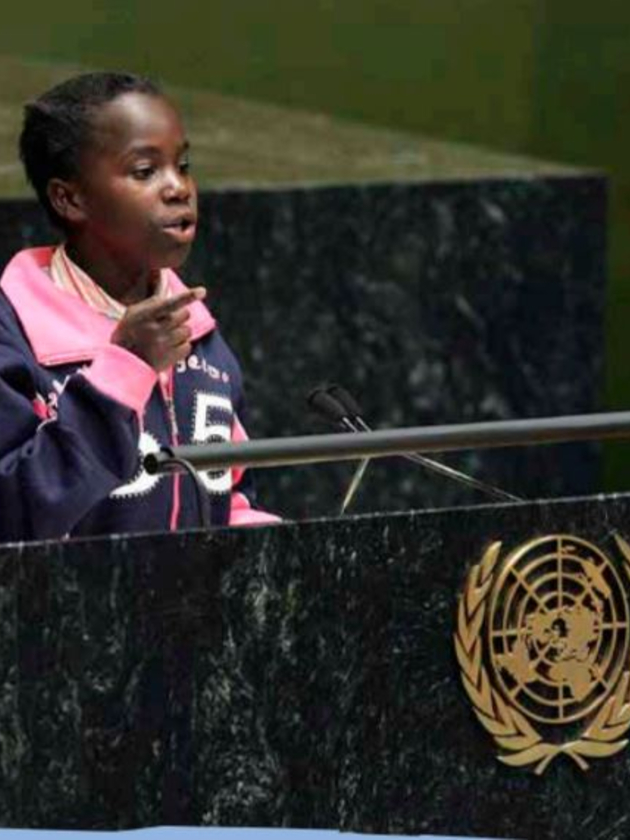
<box><xmin>0</xmin><ymin>1</ymin><xmax>539</xmax><ymax>150</ymax></box>
<box><xmin>528</xmin><ymin>4</ymin><xmax>630</xmax><ymax>484</ymax></box>
<box><xmin>1</xmin><ymin>0</ymin><xmax>629</xmax><ymax>483</ymax></box>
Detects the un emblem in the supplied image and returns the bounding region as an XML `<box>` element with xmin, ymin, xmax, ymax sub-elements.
<box><xmin>455</xmin><ymin>534</ymin><xmax>630</xmax><ymax>774</ymax></box>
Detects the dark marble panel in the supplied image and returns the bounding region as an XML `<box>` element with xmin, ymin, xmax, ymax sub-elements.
<box><xmin>0</xmin><ymin>547</ymin><xmax>20</xmax><ymax>824</ymax></box>
<box><xmin>185</xmin><ymin>177</ymin><xmax>606</xmax><ymax>520</ymax></box>
<box><xmin>0</xmin><ymin>174</ymin><xmax>607</xmax><ymax>522</ymax></box>
<box><xmin>189</xmin><ymin>496</ymin><xmax>630</xmax><ymax>840</ymax></box>
<box><xmin>5</xmin><ymin>494</ymin><xmax>630</xmax><ymax>838</ymax></box>
<box><xmin>13</xmin><ymin>530</ymin><xmax>231</xmax><ymax>829</ymax></box>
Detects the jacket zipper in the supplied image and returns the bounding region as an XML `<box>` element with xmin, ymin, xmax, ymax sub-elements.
<box><xmin>159</xmin><ymin>369</ymin><xmax>181</xmax><ymax>531</ymax></box>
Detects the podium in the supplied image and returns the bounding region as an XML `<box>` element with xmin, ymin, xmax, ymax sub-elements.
<box><xmin>2</xmin><ymin>492</ymin><xmax>629</xmax><ymax>839</ymax></box>
<box><xmin>0</xmin><ymin>58</ymin><xmax>612</xmax><ymax>840</ymax></box>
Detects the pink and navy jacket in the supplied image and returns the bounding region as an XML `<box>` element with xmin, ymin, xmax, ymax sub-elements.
<box><xmin>0</xmin><ymin>247</ymin><xmax>276</xmax><ymax>543</ymax></box>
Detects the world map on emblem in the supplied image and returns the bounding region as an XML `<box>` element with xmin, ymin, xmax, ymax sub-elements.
<box><xmin>488</xmin><ymin>536</ymin><xmax>630</xmax><ymax>724</ymax></box>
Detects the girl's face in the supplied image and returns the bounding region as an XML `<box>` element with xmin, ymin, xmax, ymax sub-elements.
<box><xmin>65</xmin><ymin>91</ymin><xmax>198</xmax><ymax>275</ymax></box>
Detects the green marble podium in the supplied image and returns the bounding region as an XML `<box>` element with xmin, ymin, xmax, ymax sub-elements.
<box><xmin>1</xmin><ymin>493</ymin><xmax>629</xmax><ymax>839</ymax></box>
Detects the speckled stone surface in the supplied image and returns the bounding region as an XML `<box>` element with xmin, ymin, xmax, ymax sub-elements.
<box><xmin>3</xmin><ymin>494</ymin><xmax>630</xmax><ymax>838</ymax></box>
<box><xmin>0</xmin><ymin>173</ymin><xmax>607</xmax><ymax>521</ymax></box>
<box><xmin>185</xmin><ymin>176</ymin><xmax>606</xmax><ymax>522</ymax></box>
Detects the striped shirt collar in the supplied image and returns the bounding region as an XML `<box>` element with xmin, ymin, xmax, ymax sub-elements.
<box><xmin>50</xmin><ymin>244</ymin><xmax>169</xmax><ymax>320</ymax></box>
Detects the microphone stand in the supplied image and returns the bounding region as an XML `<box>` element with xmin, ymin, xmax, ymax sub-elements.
<box><xmin>308</xmin><ymin>385</ymin><xmax>522</xmax><ymax>514</ymax></box>
<box><xmin>340</xmin><ymin>456</ymin><xmax>370</xmax><ymax>514</ymax></box>
<box><xmin>350</xmin><ymin>413</ymin><xmax>521</xmax><ymax>503</ymax></box>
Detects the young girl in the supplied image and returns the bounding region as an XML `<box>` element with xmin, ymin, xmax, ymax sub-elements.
<box><xmin>0</xmin><ymin>71</ymin><xmax>276</xmax><ymax>542</ymax></box>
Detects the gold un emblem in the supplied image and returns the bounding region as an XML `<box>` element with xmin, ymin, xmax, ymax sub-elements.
<box><xmin>455</xmin><ymin>534</ymin><xmax>630</xmax><ymax>774</ymax></box>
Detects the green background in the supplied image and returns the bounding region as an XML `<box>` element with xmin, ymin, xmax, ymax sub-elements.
<box><xmin>0</xmin><ymin>0</ymin><xmax>628</xmax><ymax>482</ymax></box>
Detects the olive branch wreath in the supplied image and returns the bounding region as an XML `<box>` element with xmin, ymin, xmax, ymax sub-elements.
<box><xmin>454</xmin><ymin>536</ymin><xmax>630</xmax><ymax>775</ymax></box>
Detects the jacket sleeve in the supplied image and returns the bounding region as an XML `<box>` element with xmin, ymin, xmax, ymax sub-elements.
<box><xmin>0</xmin><ymin>338</ymin><xmax>157</xmax><ymax>543</ymax></box>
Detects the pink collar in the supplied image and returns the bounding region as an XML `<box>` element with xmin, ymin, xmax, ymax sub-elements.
<box><xmin>1</xmin><ymin>247</ymin><xmax>216</xmax><ymax>366</ymax></box>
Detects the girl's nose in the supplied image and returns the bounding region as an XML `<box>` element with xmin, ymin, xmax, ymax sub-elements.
<box><xmin>162</xmin><ymin>168</ymin><xmax>191</xmax><ymax>201</ymax></box>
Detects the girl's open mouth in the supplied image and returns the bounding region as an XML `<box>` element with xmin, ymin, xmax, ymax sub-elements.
<box><xmin>162</xmin><ymin>217</ymin><xmax>196</xmax><ymax>242</ymax></box>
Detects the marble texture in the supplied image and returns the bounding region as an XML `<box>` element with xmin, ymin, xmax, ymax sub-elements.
<box><xmin>0</xmin><ymin>173</ymin><xmax>607</xmax><ymax>521</ymax></box>
<box><xmin>186</xmin><ymin>175</ymin><xmax>606</xmax><ymax>519</ymax></box>
<box><xmin>2</xmin><ymin>494</ymin><xmax>630</xmax><ymax>837</ymax></box>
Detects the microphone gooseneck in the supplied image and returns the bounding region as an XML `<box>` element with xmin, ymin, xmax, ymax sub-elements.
<box><xmin>307</xmin><ymin>383</ymin><xmax>523</xmax><ymax>510</ymax></box>
<box><xmin>307</xmin><ymin>384</ymin><xmax>371</xmax><ymax>513</ymax></box>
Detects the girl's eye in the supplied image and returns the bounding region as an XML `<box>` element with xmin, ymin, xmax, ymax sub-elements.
<box><xmin>131</xmin><ymin>166</ymin><xmax>155</xmax><ymax>181</ymax></box>
<box><xmin>179</xmin><ymin>159</ymin><xmax>191</xmax><ymax>175</ymax></box>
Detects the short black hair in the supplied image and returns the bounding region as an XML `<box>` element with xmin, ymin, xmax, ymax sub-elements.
<box><xmin>19</xmin><ymin>71</ymin><xmax>163</xmax><ymax>228</ymax></box>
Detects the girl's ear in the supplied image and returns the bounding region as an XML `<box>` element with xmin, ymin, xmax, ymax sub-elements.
<box><xmin>46</xmin><ymin>178</ymin><xmax>86</xmax><ymax>224</ymax></box>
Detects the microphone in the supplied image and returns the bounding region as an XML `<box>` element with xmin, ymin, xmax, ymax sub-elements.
<box><xmin>307</xmin><ymin>385</ymin><xmax>371</xmax><ymax>514</ymax></box>
<box><xmin>325</xmin><ymin>385</ymin><xmax>363</xmax><ymax>424</ymax></box>
<box><xmin>307</xmin><ymin>388</ymin><xmax>354</xmax><ymax>431</ymax></box>
<box><xmin>307</xmin><ymin>384</ymin><xmax>523</xmax><ymax>510</ymax></box>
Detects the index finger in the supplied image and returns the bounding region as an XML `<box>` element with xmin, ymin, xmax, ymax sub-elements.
<box><xmin>151</xmin><ymin>287</ymin><xmax>207</xmax><ymax>316</ymax></box>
